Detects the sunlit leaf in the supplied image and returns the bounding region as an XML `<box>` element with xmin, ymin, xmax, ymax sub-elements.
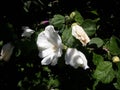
<box><xmin>89</xmin><ymin>37</ymin><xmax>104</xmax><ymax>48</ymax></box>
<box><xmin>92</xmin><ymin>53</ymin><xmax>104</xmax><ymax>65</ymax></box>
<box><xmin>105</xmin><ymin>36</ymin><xmax>120</xmax><ymax>55</ymax></box>
<box><xmin>0</xmin><ymin>41</ymin><xmax>3</xmax><ymax>46</ymax></box>
<box><xmin>81</xmin><ymin>19</ymin><xmax>97</xmax><ymax>36</ymax></box>
<box><xmin>114</xmin><ymin>62</ymin><xmax>120</xmax><ymax>90</ymax></box>
<box><xmin>93</xmin><ymin>61</ymin><xmax>115</xmax><ymax>84</ymax></box>
<box><xmin>50</xmin><ymin>14</ymin><xmax>65</xmax><ymax>29</ymax></box>
<box><xmin>73</xmin><ymin>11</ymin><xmax>84</xmax><ymax>24</ymax></box>
<box><xmin>62</xmin><ymin>26</ymin><xmax>77</xmax><ymax>47</ymax></box>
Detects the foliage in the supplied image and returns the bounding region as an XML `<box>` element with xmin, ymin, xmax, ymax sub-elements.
<box><xmin>0</xmin><ymin>0</ymin><xmax>120</xmax><ymax>90</ymax></box>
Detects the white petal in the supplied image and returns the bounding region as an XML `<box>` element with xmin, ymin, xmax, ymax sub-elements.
<box><xmin>57</xmin><ymin>48</ymin><xmax>62</xmax><ymax>57</ymax></box>
<box><xmin>22</xmin><ymin>28</ymin><xmax>35</xmax><ymax>37</ymax></box>
<box><xmin>50</xmin><ymin>55</ymin><xmax>58</xmax><ymax>65</ymax></box>
<box><xmin>44</xmin><ymin>25</ymin><xmax>62</xmax><ymax>47</ymax></box>
<box><xmin>78</xmin><ymin>51</ymin><xmax>89</xmax><ymax>69</ymax></box>
<box><xmin>37</xmin><ymin>31</ymin><xmax>53</xmax><ymax>50</ymax></box>
<box><xmin>65</xmin><ymin>48</ymin><xmax>74</xmax><ymax>65</ymax></box>
<box><xmin>41</xmin><ymin>55</ymin><xmax>52</xmax><ymax>65</ymax></box>
<box><xmin>38</xmin><ymin>47</ymin><xmax>55</xmax><ymax>58</ymax></box>
<box><xmin>41</xmin><ymin>53</ymin><xmax>57</xmax><ymax>65</ymax></box>
<box><xmin>65</xmin><ymin>48</ymin><xmax>79</xmax><ymax>66</ymax></box>
<box><xmin>65</xmin><ymin>48</ymin><xmax>89</xmax><ymax>69</ymax></box>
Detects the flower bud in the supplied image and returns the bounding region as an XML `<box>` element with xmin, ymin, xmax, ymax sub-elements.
<box><xmin>71</xmin><ymin>23</ymin><xmax>90</xmax><ymax>46</ymax></box>
<box><xmin>21</xmin><ymin>26</ymin><xmax>35</xmax><ymax>37</ymax></box>
<box><xmin>112</xmin><ymin>56</ymin><xmax>120</xmax><ymax>63</ymax></box>
<box><xmin>70</xmin><ymin>12</ymin><xmax>76</xmax><ymax>19</ymax></box>
<box><xmin>0</xmin><ymin>42</ymin><xmax>14</xmax><ymax>61</ymax></box>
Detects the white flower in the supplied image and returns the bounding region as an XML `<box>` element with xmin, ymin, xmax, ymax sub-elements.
<box><xmin>36</xmin><ymin>25</ymin><xmax>63</xmax><ymax>65</ymax></box>
<box><xmin>71</xmin><ymin>23</ymin><xmax>90</xmax><ymax>46</ymax></box>
<box><xmin>0</xmin><ymin>42</ymin><xmax>14</xmax><ymax>61</ymax></box>
<box><xmin>21</xmin><ymin>26</ymin><xmax>35</xmax><ymax>37</ymax></box>
<box><xmin>65</xmin><ymin>48</ymin><xmax>89</xmax><ymax>69</ymax></box>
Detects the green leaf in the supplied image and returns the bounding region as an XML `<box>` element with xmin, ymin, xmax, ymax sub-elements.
<box><xmin>81</xmin><ymin>19</ymin><xmax>97</xmax><ymax>36</ymax></box>
<box><xmin>92</xmin><ymin>53</ymin><xmax>104</xmax><ymax>65</ymax></box>
<box><xmin>105</xmin><ymin>36</ymin><xmax>120</xmax><ymax>55</ymax></box>
<box><xmin>0</xmin><ymin>41</ymin><xmax>3</xmax><ymax>46</ymax></box>
<box><xmin>114</xmin><ymin>83</ymin><xmax>120</xmax><ymax>90</ymax></box>
<box><xmin>114</xmin><ymin>62</ymin><xmax>120</xmax><ymax>90</ymax></box>
<box><xmin>62</xmin><ymin>26</ymin><xmax>76</xmax><ymax>47</ymax></box>
<box><xmin>48</xmin><ymin>78</ymin><xmax>59</xmax><ymax>88</ymax></box>
<box><xmin>89</xmin><ymin>37</ymin><xmax>104</xmax><ymax>48</ymax></box>
<box><xmin>93</xmin><ymin>61</ymin><xmax>115</xmax><ymax>84</ymax></box>
<box><xmin>90</xmin><ymin>10</ymin><xmax>98</xmax><ymax>16</ymax></box>
<box><xmin>42</xmin><ymin>66</ymin><xmax>51</xmax><ymax>73</ymax></box>
<box><xmin>73</xmin><ymin>11</ymin><xmax>84</xmax><ymax>24</ymax></box>
<box><xmin>50</xmin><ymin>14</ymin><xmax>65</xmax><ymax>29</ymax></box>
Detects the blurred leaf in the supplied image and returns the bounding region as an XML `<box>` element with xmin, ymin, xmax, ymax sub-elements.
<box><xmin>62</xmin><ymin>26</ymin><xmax>77</xmax><ymax>47</ymax></box>
<box><xmin>114</xmin><ymin>83</ymin><xmax>120</xmax><ymax>90</ymax></box>
<box><xmin>50</xmin><ymin>14</ymin><xmax>65</xmax><ymax>29</ymax></box>
<box><xmin>17</xmin><ymin>80</ymin><xmax>22</xmax><ymax>87</ymax></box>
<box><xmin>89</xmin><ymin>37</ymin><xmax>104</xmax><ymax>48</ymax></box>
<box><xmin>105</xmin><ymin>36</ymin><xmax>120</xmax><ymax>55</ymax></box>
<box><xmin>23</xmin><ymin>1</ymin><xmax>31</xmax><ymax>12</ymax></box>
<box><xmin>93</xmin><ymin>80</ymin><xmax>99</xmax><ymax>90</ymax></box>
<box><xmin>0</xmin><ymin>41</ymin><xmax>3</xmax><ymax>46</ymax></box>
<box><xmin>93</xmin><ymin>53</ymin><xmax>104</xmax><ymax>65</ymax></box>
<box><xmin>90</xmin><ymin>10</ymin><xmax>98</xmax><ymax>16</ymax></box>
<box><xmin>93</xmin><ymin>61</ymin><xmax>115</xmax><ymax>84</ymax></box>
<box><xmin>26</xmin><ymin>63</ymin><xmax>34</xmax><ymax>67</ymax></box>
<box><xmin>35</xmin><ymin>72</ymin><xmax>41</xmax><ymax>78</ymax></box>
<box><xmin>81</xmin><ymin>19</ymin><xmax>97</xmax><ymax>36</ymax></box>
<box><xmin>43</xmin><ymin>66</ymin><xmax>51</xmax><ymax>73</ymax></box>
<box><xmin>48</xmin><ymin>78</ymin><xmax>59</xmax><ymax>89</ymax></box>
<box><xmin>15</xmin><ymin>49</ymin><xmax>21</xmax><ymax>57</ymax></box>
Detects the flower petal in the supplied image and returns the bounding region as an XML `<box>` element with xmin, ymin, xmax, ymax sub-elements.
<box><xmin>41</xmin><ymin>53</ymin><xmax>57</xmax><ymax>65</ymax></box>
<box><xmin>37</xmin><ymin>31</ymin><xmax>53</xmax><ymax>50</ymax></box>
<box><xmin>38</xmin><ymin>47</ymin><xmax>55</xmax><ymax>58</ymax></box>
<box><xmin>41</xmin><ymin>55</ymin><xmax>52</xmax><ymax>65</ymax></box>
<box><xmin>50</xmin><ymin>55</ymin><xmax>58</xmax><ymax>66</ymax></box>
<box><xmin>44</xmin><ymin>25</ymin><xmax>62</xmax><ymax>47</ymax></box>
<box><xmin>65</xmin><ymin>48</ymin><xmax>89</xmax><ymax>69</ymax></box>
<box><xmin>78</xmin><ymin>51</ymin><xmax>89</xmax><ymax>69</ymax></box>
<box><xmin>65</xmin><ymin>48</ymin><xmax>82</xmax><ymax>68</ymax></box>
<box><xmin>56</xmin><ymin>48</ymin><xmax>62</xmax><ymax>57</ymax></box>
<box><xmin>21</xmin><ymin>27</ymin><xmax>35</xmax><ymax>37</ymax></box>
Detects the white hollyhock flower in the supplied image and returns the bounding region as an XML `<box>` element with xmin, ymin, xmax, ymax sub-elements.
<box><xmin>71</xmin><ymin>23</ymin><xmax>90</xmax><ymax>46</ymax></box>
<box><xmin>21</xmin><ymin>26</ymin><xmax>35</xmax><ymax>37</ymax></box>
<box><xmin>65</xmin><ymin>48</ymin><xmax>89</xmax><ymax>69</ymax></box>
<box><xmin>0</xmin><ymin>42</ymin><xmax>14</xmax><ymax>61</ymax></box>
<box><xmin>36</xmin><ymin>25</ymin><xmax>63</xmax><ymax>65</ymax></box>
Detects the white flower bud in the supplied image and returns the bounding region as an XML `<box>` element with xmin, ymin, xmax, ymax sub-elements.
<box><xmin>71</xmin><ymin>23</ymin><xmax>90</xmax><ymax>46</ymax></box>
<box><xmin>0</xmin><ymin>42</ymin><xmax>14</xmax><ymax>61</ymax></box>
<box><xmin>21</xmin><ymin>26</ymin><xmax>35</xmax><ymax>37</ymax></box>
